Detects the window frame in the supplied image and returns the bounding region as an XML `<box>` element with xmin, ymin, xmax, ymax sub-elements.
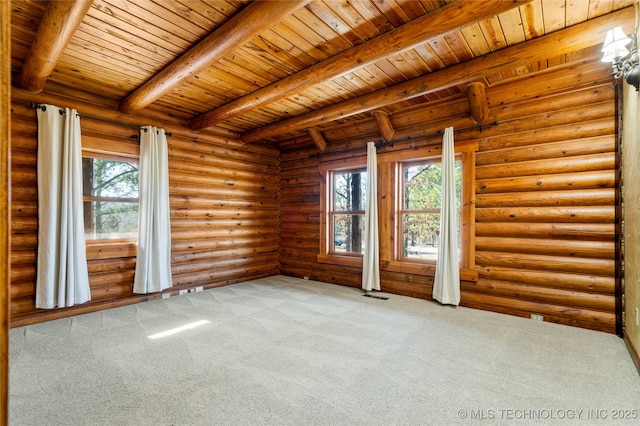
<box><xmin>397</xmin><ymin>157</ymin><xmax>462</xmax><ymax>263</ymax></box>
<box><xmin>318</xmin><ymin>140</ymin><xmax>478</xmax><ymax>281</ymax></box>
<box><xmin>328</xmin><ymin>166</ymin><xmax>367</xmax><ymax>257</ymax></box>
<box><xmin>82</xmin><ymin>138</ymin><xmax>140</xmax><ymax>247</ymax></box>
<box><xmin>318</xmin><ymin>157</ymin><xmax>367</xmax><ymax>267</ymax></box>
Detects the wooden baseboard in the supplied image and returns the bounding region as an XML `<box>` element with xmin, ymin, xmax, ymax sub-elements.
<box><xmin>623</xmin><ymin>330</ymin><xmax>640</xmax><ymax>376</ymax></box>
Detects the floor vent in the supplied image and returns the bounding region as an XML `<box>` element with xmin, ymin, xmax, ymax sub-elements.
<box><xmin>363</xmin><ymin>292</ymin><xmax>389</xmax><ymax>300</ymax></box>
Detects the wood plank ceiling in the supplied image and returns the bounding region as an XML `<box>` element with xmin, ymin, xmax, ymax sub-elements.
<box><xmin>9</xmin><ymin>0</ymin><xmax>637</xmax><ymax>147</ymax></box>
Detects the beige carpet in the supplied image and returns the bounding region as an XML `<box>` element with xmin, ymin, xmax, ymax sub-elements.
<box><xmin>9</xmin><ymin>275</ymin><xmax>640</xmax><ymax>425</ymax></box>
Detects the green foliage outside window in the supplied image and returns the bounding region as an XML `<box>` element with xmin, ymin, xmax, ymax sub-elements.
<box><xmin>83</xmin><ymin>158</ymin><xmax>139</xmax><ymax>240</ymax></box>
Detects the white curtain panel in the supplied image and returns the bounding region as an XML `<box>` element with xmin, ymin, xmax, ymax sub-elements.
<box><xmin>36</xmin><ymin>104</ymin><xmax>91</xmax><ymax>309</ymax></box>
<box><xmin>134</xmin><ymin>126</ymin><xmax>173</xmax><ymax>294</ymax></box>
<box><xmin>362</xmin><ymin>142</ymin><xmax>381</xmax><ymax>291</ymax></box>
<box><xmin>433</xmin><ymin>127</ymin><xmax>461</xmax><ymax>305</ymax></box>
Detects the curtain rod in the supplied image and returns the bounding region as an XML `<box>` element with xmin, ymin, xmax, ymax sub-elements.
<box><xmin>314</xmin><ymin>121</ymin><xmax>498</xmax><ymax>158</ymax></box>
<box><xmin>29</xmin><ymin>103</ymin><xmax>172</xmax><ymax>136</ymax></box>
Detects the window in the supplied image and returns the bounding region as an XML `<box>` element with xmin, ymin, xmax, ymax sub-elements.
<box><xmin>399</xmin><ymin>159</ymin><xmax>462</xmax><ymax>262</ymax></box>
<box><xmin>318</xmin><ymin>140</ymin><xmax>477</xmax><ymax>277</ymax></box>
<box><xmin>82</xmin><ymin>157</ymin><xmax>139</xmax><ymax>240</ymax></box>
<box><xmin>330</xmin><ymin>168</ymin><xmax>367</xmax><ymax>255</ymax></box>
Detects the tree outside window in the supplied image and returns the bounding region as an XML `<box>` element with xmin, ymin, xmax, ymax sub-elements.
<box><xmin>82</xmin><ymin>157</ymin><xmax>139</xmax><ymax>240</ymax></box>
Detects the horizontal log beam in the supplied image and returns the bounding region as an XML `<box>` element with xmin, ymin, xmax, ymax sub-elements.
<box><xmin>168</xmin><ymin>183</ymin><xmax>279</xmax><ymax>201</ymax></box>
<box><xmin>475</xmin><ymin>188</ymin><xmax>615</xmax><ymax>208</ymax></box>
<box><xmin>476</xmin><ymin>170</ymin><xmax>615</xmax><ymax>193</ymax></box>
<box><xmin>475</xmin><ymin>222</ymin><xmax>614</xmax><ymax>240</ymax></box>
<box><xmin>475</xmin><ymin>236</ymin><xmax>615</xmax><ymax>259</ymax></box>
<box><xmin>171</xmin><ymin>218</ymin><xmax>280</xmax><ymax>230</ymax></box>
<box><xmin>171</xmin><ymin>244</ymin><xmax>279</xmax><ymax>264</ymax></box>
<box><xmin>118</xmin><ymin>0</ymin><xmax>310</xmax><ymax>114</ymax></box>
<box><xmin>477</xmin><ymin>266</ymin><xmax>614</xmax><ymax>294</ymax></box>
<box><xmin>476</xmin><ymin>153</ymin><xmax>616</xmax><ymax>179</ymax></box>
<box><xmin>240</xmin><ymin>6</ymin><xmax>634</xmax><ymax>143</ymax></box>
<box><xmin>476</xmin><ymin>135</ymin><xmax>614</xmax><ymax>166</ymax></box>
<box><xmin>17</xmin><ymin>0</ymin><xmax>93</xmax><ymax>92</ymax></box>
<box><xmin>171</xmin><ymin>264</ymin><xmax>279</xmax><ymax>287</ymax></box>
<box><xmin>172</xmin><ymin>253</ymin><xmax>279</xmax><ymax>276</ymax></box>
<box><xmin>10</xmin><ymin>88</ymin><xmax>270</xmax><ymax>155</ymax></box>
<box><xmin>461</xmin><ymin>292</ymin><xmax>615</xmax><ymax>332</ymax></box>
<box><xmin>171</xmin><ymin>236</ymin><xmax>278</xmax><ymax>253</ymax></box>
<box><xmin>464</xmin><ymin>279</ymin><xmax>614</xmax><ymax>311</ymax></box>
<box><xmin>171</xmin><ymin>227</ymin><xmax>279</xmax><ymax>241</ymax></box>
<box><xmin>189</xmin><ymin>0</ymin><xmax>531</xmax><ymax>130</ymax></box>
<box><xmin>172</xmin><ymin>194</ymin><xmax>280</xmax><ymax>206</ymax></box>
<box><xmin>475</xmin><ymin>251</ymin><xmax>615</xmax><ymax>276</ymax></box>
<box><xmin>475</xmin><ymin>206</ymin><xmax>615</xmax><ymax>223</ymax></box>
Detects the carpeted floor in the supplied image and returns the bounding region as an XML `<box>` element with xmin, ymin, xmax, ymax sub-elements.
<box><xmin>9</xmin><ymin>275</ymin><xmax>640</xmax><ymax>425</ymax></box>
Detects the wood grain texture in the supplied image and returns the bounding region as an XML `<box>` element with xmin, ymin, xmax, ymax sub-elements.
<box><xmin>371</xmin><ymin>110</ymin><xmax>395</xmax><ymax>142</ymax></box>
<box><xmin>189</xmin><ymin>0</ymin><xmax>532</xmax><ymax>130</ymax></box>
<box><xmin>10</xmin><ymin>0</ymin><xmax>635</xmax><ymax>139</ymax></box>
<box><xmin>17</xmin><ymin>0</ymin><xmax>93</xmax><ymax>92</ymax></box>
<box><xmin>7</xmin><ymin>1</ymin><xmax>635</xmax><ymax>336</ymax></box>
<box><xmin>279</xmin><ymin>57</ymin><xmax>619</xmax><ymax>333</ymax></box>
<box><xmin>9</xmin><ymin>87</ymin><xmax>280</xmax><ymax>324</ymax></box>
<box><xmin>118</xmin><ymin>0</ymin><xmax>310</xmax><ymax>114</ymax></box>
<box><xmin>1</xmin><ymin>1</ymin><xmax>9</xmax><ymax>421</ymax></box>
<box><xmin>307</xmin><ymin>127</ymin><xmax>327</xmax><ymax>152</ymax></box>
<box><xmin>466</xmin><ymin>82</ymin><xmax>489</xmax><ymax>124</ymax></box>
<box><xmin>240</xmin><ymin>7</ymin><xmax>634</xmax><ymax>142</ymax></box>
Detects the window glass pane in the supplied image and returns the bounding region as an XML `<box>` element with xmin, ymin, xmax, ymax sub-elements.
<box><xmin>83</xmin><ymin>158</ymin><xmax>139</xmax><ymax>198</ymax></box>
<box><xmin>84</xmin><ymin>201</ymin><xmax>138</xmax><ymax>240</ymax></box>
<box><xmin>402</xmin><ymin>213</ymin><xmax>441</xmax><ymax>260</ymax></box>
<box><xmin>83</xmin><ymin>158</ymin><xmax>139</xmax><ymax>240</ymax></box>
<box><xmin>403</xmin><ymin>161</ymin><xmax>462</xmax><ymax>210</ymax></box>
<box><xmin>404</xmin><ymin>163</ymin><xmax>442</xmax><ymax>210</ymax></box>
<box><xmin>402</xmin><ymin>213</ymin><xmax>461</xmax><ymax>261</ymax></box>
<box><xmin>333</xmin><ymin>214</ymin><xmax>365</xmax><ymax>254</ymax></box>
<box><xmin>333</xmin><ymin>170</ymin><xmax>367</xmax><ymax>212</ymax></box>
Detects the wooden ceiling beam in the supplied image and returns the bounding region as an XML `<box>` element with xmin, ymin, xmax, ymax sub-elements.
<box><xmin>466</xmin><ymin>82</ymin><xmax>489</xmax><ymax>124</ymax></box>
<box><xmin>189</xmin><ymin>0</ymin><xmax>533</xmax><ymax>131</ymax></box>
<box><xmin>17</xmin><ymin>0</ymin><xmax>93</xmax><ymax>93</ymax></box>
<box><xmin>371</xmin><ymin>111</ymin><xmax>395</xmax><ymax>142</ymax></box>
<box><xmin>118</xmin><ymin>0</ymin><xmax>311</xmax><ymax>115</ymax></box>
<box><xmin>240</xmin><ymin>6</ymin><xmax>634</xmax><ymax>144</ymax></box>
<box><xmin>307</xmin><ymin>128</ymin><xmax>327</xmax><ymax>152</ymax></box>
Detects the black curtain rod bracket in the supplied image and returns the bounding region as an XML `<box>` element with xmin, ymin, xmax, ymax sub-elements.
<box><xmin>30</xmin><ymin>102</ymin><xmax>172</xmax><ymax>136</ymax></box>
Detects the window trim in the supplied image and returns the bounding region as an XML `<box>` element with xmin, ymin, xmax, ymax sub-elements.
<box><xmin>397</xmin><ymin>157</ymin><xmax>462</xmax><ymax>264</ymax></box>
<box><xmin>82</xmin><ymin>147</ymin><xmax>140</xmax><ymax>244</ymax></box>
<box><xmin>318</xmin><ymin>157</ymin><xmax>367</xmax><ymax>267</ymax></box>
<box><xmin>318</xmin><ymin>140</ymin><xmax>478</xmax><ymax>282</ymax></box>
<box><xmin>329</xmin><ymin>166</ymin><xmax>367</xmax><ymax>256</ymax></box>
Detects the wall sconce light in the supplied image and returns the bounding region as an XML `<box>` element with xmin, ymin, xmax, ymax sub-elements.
<box><xmin>602</xmin><ymin>26</ymin><xmax>639</xmax><ymax>91</ymax></box>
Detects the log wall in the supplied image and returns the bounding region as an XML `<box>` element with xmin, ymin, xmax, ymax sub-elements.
<box><xmin>280</xmin><ymin>60</ymin><xmax>619</xmax><ymax>333</ymax></box>
<box><xmin>10</xmin><ymin>87</ymin><xmax>280</xmax><ymax>326</ymax></box>
<box><xmin>9</xmin><ymin>59</ymin><xmax>622</xmax><ymax>334</ymax></box>
<box><xmin>1</xmin><ymin>2</ymin><xmax>10</xmax><ymax>421</ymax></box>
